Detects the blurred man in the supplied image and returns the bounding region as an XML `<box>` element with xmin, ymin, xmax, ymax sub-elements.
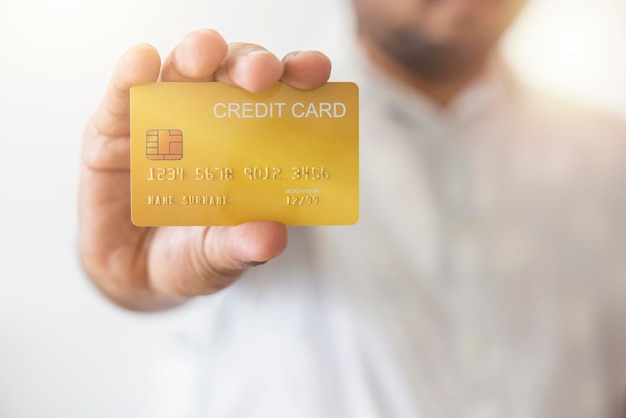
<box><xmin>79</xmin><ymin>0</ymin><xmax>626</xmax><ymax>416</ymax></box>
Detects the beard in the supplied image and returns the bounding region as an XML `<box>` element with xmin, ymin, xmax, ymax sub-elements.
<box><xmin>372</xmin><ymin>26</ymin><xmax>496</xmax><ymax>84</ymax></box>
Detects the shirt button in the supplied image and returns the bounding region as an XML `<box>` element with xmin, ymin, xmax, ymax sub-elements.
<box><xmin>463</xmin><ymin>337</ymin><xmax>491</xmax><ymax>360</ymax></box>
<box><xmin>468</xmin><ymin>401</ymin><xmax>499</xmax><ymax>418</ymax></box>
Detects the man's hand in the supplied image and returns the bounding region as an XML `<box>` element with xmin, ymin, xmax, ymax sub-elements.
<box><xmin>79</xmin><ymin>29</ymin><xmax>331</xmax><ymax>311</ymax></box>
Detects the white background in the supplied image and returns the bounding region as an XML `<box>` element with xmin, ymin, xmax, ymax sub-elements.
<box><xmin>0</xmin><ymin>0</ymin><xmax>625</xmax><ymax>416</ymax></box>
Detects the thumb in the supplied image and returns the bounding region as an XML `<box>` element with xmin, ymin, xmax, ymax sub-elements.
<box><xmin>147</xmin><ymin>222</ymin><xmax>288</xmax><ymax>298</ymax></box>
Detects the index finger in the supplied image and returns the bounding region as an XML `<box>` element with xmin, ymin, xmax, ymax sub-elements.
<box><xmin>91</xmin><ymin>43</ymin><xmax>161</xmax><ymax>139</ymax></box>
<box><xmin>83</xmin><ymin>44</ymin><xmax>161</xmax><ymax>171</ymax></box>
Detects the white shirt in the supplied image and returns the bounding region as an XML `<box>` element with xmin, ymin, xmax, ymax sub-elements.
<box><xmin>173</xmin><ymin>48</ymin><xmax>626</xmax><ymax>418</ymax></box>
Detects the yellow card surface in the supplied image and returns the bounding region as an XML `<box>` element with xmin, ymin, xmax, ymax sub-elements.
<box><xmin>130</xmin><ymin>82</ymin><xmax>359</xmax><ymax>226</ymax></box>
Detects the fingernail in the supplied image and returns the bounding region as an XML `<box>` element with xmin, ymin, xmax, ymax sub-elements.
<box><xmin>242</xmin><ymin>260</ymin><xmax>268</xmax><ymax>267</ymax></box>
<box><xmin>242</xmin><ymin>48</ymin><xmax>272</xmax><ymax>57</ymax></box>
<box><xmin>284</xmin><ymin>51</ymin><xmax>302</xmax><ymax>59</ymax></box>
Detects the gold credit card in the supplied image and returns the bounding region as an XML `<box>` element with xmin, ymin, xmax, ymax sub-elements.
<box><xmin>130</xmin><ymin>82</ymin><xmax>359</xmax><ymax>226</ymax></box>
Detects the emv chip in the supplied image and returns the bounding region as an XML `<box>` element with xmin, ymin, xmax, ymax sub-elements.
<box><xmin>146</xmin><ymin>129</ymin><xmax>183</xmax><ymax>160</ymax></box>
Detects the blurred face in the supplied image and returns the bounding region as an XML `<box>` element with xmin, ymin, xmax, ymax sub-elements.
<box><xmin>352</xmin><ymin>0</ymin><xmax>527</xmax><ymax>82</ymax></box>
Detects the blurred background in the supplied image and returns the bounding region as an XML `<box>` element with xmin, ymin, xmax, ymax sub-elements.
<box><xmin>0</xmin><ymin>0</ymin><xmax>625</xmax><ymax>416</ymax></box>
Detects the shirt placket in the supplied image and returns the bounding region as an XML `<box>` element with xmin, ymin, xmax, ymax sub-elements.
<box><xmin>434</xmin><ymin>123</ymin><xmax>502</xmax><ymax>418</ymax></box>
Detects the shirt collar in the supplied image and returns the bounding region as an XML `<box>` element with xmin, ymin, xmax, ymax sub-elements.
<box><xmin>348</xmin><ymin>42</ymin><xmax>516</xmax><ymax>135</ymax></box>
